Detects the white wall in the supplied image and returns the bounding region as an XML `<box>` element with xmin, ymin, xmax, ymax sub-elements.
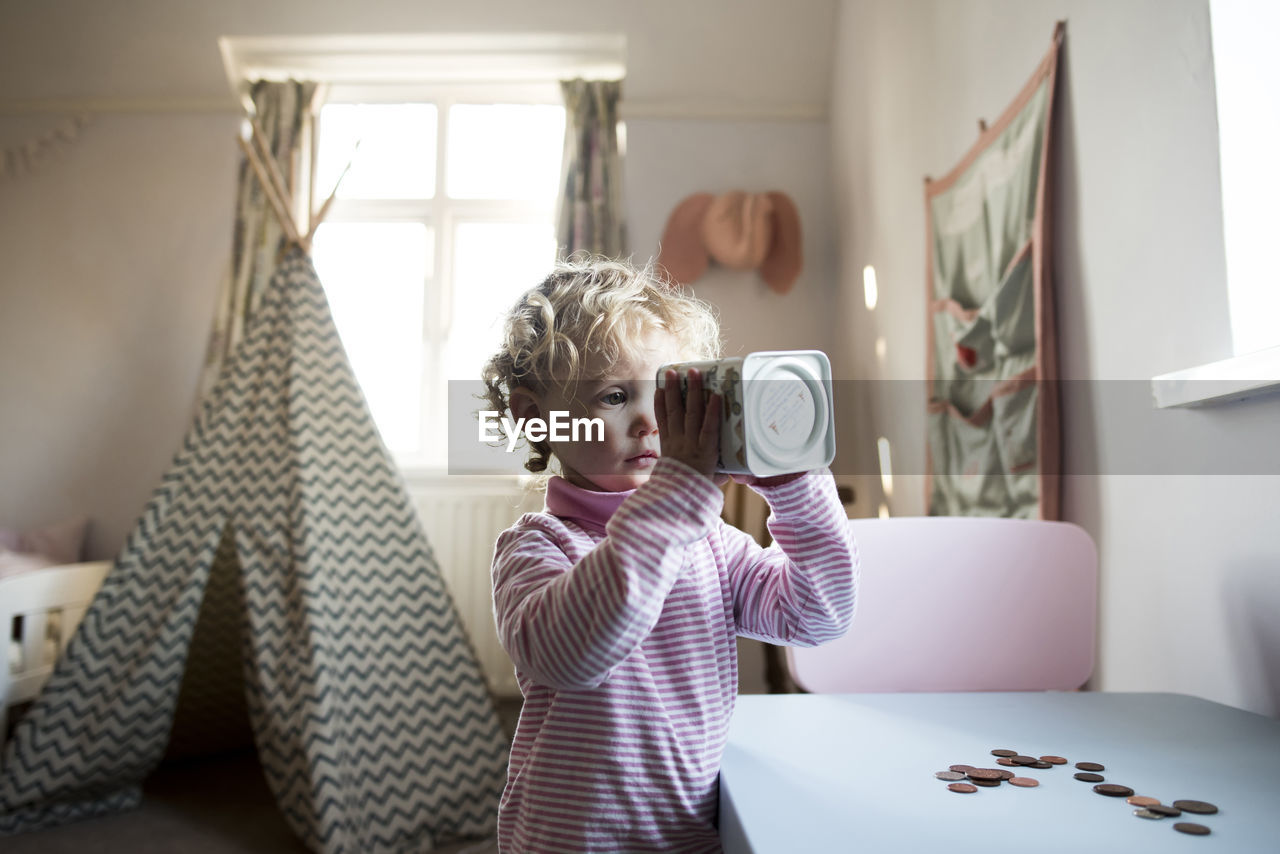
<box><xmin>0</xmin><ymin>0</ymin><xmax>836</xmax><ymax>108</ymax></box>
<box><xmin>625</xmin><ymin>118</ymin><xmax>836</xmax><ymax>357</ymax></box>
<box><xmin>0</xmin><ymin>112</ymin><xmax>240</xmax><ymax>558</ymax></box>
<box><xmin>0</xmin><ymin>1</ymin><xmax>840</xmax><ymax>566</ymax></box>
<box><xmin>831</xmin><ymin>0</ymin><xmax>1280</xmax><ymax>716</ymax></box>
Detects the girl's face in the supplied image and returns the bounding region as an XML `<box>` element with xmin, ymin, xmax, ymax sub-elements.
<box><xmin>542</xmin><ymin>328</ymin><xmax>680</xmax><ymax>492</ymax></box>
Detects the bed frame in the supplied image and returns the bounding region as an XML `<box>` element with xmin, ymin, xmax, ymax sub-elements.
<box><xmin>2</xmin><ymin>561</ymin><xmax>111</xmax><ymax>741</ymax></box>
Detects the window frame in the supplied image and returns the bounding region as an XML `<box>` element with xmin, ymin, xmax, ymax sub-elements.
<box><xmin>1150</xmin><ymin>1</ymin><xmax>1280</xmax><ymax>408</ymax></box>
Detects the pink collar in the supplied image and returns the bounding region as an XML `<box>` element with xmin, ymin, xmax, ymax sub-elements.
<box><xmin>545</xmin><ymin>476</ymin><xmax>634</xmax><ymax>533</ymax></box>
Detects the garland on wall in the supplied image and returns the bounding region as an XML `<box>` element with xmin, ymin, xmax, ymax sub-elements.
<box><xmin>0</xmin><ymin>114</ymin><xmax>93</xmax><ymax>183</ymax></box>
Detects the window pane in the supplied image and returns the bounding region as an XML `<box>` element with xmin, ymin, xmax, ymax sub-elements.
<box><xmin>311</xmin><ymin>222</ymin><xmax>432</xmax><ymax>456</ymax></box>
<box><xmin>448</xmin><ymin>222</ymin><xmax>557</xmax><ymax>383</ymax></box>
<box><xmin>316</xmin><ymin>103</ymin><xmax>436</xmax><ymax>199</ymax></box>
<box><xmin>446</xmin><ymin>104</ymin><xmax>565</xmax><ymax>200</ymax></box>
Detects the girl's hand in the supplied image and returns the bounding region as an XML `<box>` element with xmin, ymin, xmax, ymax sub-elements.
<box><xmin>655</xmin><ymin>368</ymin><xmax>722</xmax><ymax>479</ymax></box>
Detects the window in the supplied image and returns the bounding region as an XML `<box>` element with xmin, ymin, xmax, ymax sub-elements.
<box><xmin>1210</xmin><ymin>0</ymin><xmax>1280</xmax><ymax>357</ymax></box>
<box><xmin>1151</xmin><ymin>1</ymin><xmax>1280</xmax><ymax>407</ymax></box>
<box><xmin>310</xmin><ymin>86</ymin><xmax>565</xmax><ymax>468</ymax></box>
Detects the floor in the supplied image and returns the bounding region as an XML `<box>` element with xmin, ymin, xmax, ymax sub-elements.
<box><xmin>2</xmin><ymin>750</ymin><xmax>499</xmax><ymax>854</ymax></box>
<box><xmin>2</xmin><ymin>700</ymin><xmax>521</xmax><ymax>854</ymax></box>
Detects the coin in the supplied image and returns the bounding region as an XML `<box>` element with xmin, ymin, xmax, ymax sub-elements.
<box><xmin>991</xmin><ymin>749</ymin><xmax>1018</xmax><ymax>757</ymax></box>
<box><xmin>1039</xmin><ymin>755</ymin><xmax>1068</xmax><ymax>765</ymax></box>
<box><xmin>1172</xmin><ymin>800</ymin><xmax>1218</xmax><ymax>815</ymax></box>
<box><xmin>1075</xmin><ymin>761</ymin><xmax>1105</xmax><ymax>772</ymax></box>
<box><xmin>1173</xmin><ymin>822</ymin><xmax>1211</xmax><ymax>836</ymax></box>
<box><xmin>1073</xmin><ymin>772</ymin><xmax>1105</xmax><ymax>783</ymax></box>
<box><xmin>996</xmin><ymin>757</ymin><xmax>1016</xmax><ymax>767</ymax></box>
<box><xmin>1094</xmin><ymin>784</ymin><xmax>1135</xmax><ymax>798</ymax></box>
<box><xmin>935</xmin><ymin>771</ymin><xmax>967</xmax><ymax>781</ymax></box>
<box><xmin>1010</xmin><ymin>755</ymin><xmax>1038</xmax><ymax>766</ymax></box>
<box><xmin>1127</xmin><ymin>796</ymin><xmax>1161</xmax><ymax>807</ymax></box>
<box><xmin>1008</xmin><ymin>777</ymin><xmax>1039</xmax><ymax>788</ymax></box>
<box><xmin>948</xmin><ymin>782</ymin><xmax>978</xmax><ymax>794</ymax></box>
<box><xmin>995</xmin><ymin>769</ymin><xmax>1015</xmax><ymax>780</ymax></box>
<box><xmin>966</xmin><ymin>768</ymin><xmax>1004</xmax><ymax>781</ymax></box>
<box><xmin>972</xmin><ymin>778</ymin><xmax>1001</xmax><ymax>787</ymax></box>
<box><xmin>1145</xmin><ymin>804</ymin><xmax>1183</xmax><ymax>817</ymax></box>
<box><xmin>1030</xmin><ymin>760</ymin><xmax>1053</xmax><ymax>769</ymax></box>
<box><xmin>949</xmin><ymin>764</ymin><xmax>975</xmax><ymax>773</ymax></box>
<box><xmin>1133</xmin><ymin>808</ymin><xmax>1165</xmax><ymax>820</ymax></box>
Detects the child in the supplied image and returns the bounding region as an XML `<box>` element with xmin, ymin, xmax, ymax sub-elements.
<box><xmin>480</xmin><ymin>257</ymin><xmax>857</xmax><ymax>853</ymax></box>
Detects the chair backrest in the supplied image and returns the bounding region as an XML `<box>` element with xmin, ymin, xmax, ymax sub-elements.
<box><xmin>2</xmin><ymin>561</ymin><xmax>111</xmax><ymax>740</ymax></box>
<box><xmin>785</xmin><ymin>517</ymin><xmax>1097</xmax><ymax>693</ymax></box>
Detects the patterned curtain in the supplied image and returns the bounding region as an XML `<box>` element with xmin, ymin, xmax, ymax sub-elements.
<box><xmin>198</xmin><ymin>79</ymin><xmax>318</xmax><ymax>400</ymax></box>
<box><xmin>557</xmin><ymin>78</ymin><xmax>626</xmax><ymax>259</ymax></box>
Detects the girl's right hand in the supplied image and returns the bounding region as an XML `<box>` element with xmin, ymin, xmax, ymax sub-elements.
<box><xmin>654</xmin><ymin>368</ymin><xmax>722</xmax><ymax>479</ymax></box>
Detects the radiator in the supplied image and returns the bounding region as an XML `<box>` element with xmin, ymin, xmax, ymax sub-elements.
<box><xmin>409</xmin><ymin>477</ymin><xmax>542</xmax><ymax>698</ymax></box>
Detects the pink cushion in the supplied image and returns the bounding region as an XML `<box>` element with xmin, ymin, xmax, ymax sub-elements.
<box><xmin>0</xmin><ymin>516</ymin><xmax>88</xmax><ymax>579</ymax></box>
<box><xmin>0</xmin><ymin>550</ymin><xmax>58</xmax><ymax>579</ymax></box>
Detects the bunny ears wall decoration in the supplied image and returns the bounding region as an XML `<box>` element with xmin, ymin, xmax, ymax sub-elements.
<box><xmin>657</xmin><ymin>190</ymin><xmax>803</xmax><ymax>294</ymax></box>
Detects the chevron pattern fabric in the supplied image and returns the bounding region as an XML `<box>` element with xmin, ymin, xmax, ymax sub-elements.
<box><xmin>0</xmin><ymin>251</ymin><xmax>509</xmax><ymax>851</ymax></box>
<box><xmin>163</xmin><ymin>525</ymin><xmax>254</xmax><ymax>761</ymax></box>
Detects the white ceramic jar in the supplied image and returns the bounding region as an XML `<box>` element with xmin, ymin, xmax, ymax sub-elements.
<box><xmin>657</xmin><ymin>350</ymin><xmax>836</xmax><ymax>476</ymax></box>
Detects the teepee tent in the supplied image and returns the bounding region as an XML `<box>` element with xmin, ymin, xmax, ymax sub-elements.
<box><xmin>0</xmin><ymin>243</ymin><xmax>509</xmax><ymax>849</ymax></box>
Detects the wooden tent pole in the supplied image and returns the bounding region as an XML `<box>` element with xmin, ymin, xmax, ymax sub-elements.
<box><xmin>249</xmin><ymin>118</ymin><xmax>301</xmax><ymax>240</ymax></box>
<box><xmin>237</xmin><ymin>133</ymin><xmax>303</xmax><ymax>248</ymax></box>
<box><xmin>240</xmin><ymin>100</ymin><xmax>364</xmax><ymax>251</ymax></box>
<box><xmin>305</xmin><ymin>140</ymin><xmax>360</xmax><ymax>244</ymax></box>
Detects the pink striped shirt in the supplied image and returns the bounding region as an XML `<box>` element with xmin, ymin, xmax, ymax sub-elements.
<box><xmin>491</xmin><ymin>457</ymin><xmax>857</xmax><ymax>852</ymax></box>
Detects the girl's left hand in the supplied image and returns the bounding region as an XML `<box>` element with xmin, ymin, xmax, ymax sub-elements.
<box><xmin>655</xmin><ymin>367</ymin><xmax>723</xmax><ymax>479</ymax></box>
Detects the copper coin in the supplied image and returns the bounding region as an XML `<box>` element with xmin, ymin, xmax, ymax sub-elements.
<box><xmin>1127</xmin><ymin>795</ymin><xmax>1161</xmax><ymax>807</ymax></box>
<box><xmin>1074</xmin><ymin>772</ymin><xmax>1105</xmax><ymax>783</ymax></box>
<box><xmin>996</xmin><ymin>757</ymin><xmax>1017</xmax><ymax>767</ymax></box>
<box><xmin>1094</xmin><ymin>784</ymin><xmax>1135</xmax><ymax>798</ymax></box>
<box><xmin>991</xmin><ymin>748</ymin><xmax>1018</xmax><ymax>757</ymax></box>
<box><xmin>966</xmin><ymin>768</ymin><xmax>1004</xmax><ymax>781</ymax></box>
<box><xmin>995</xmin><ymin>769</ymin><xmax>1015</xmax><ymax>780</ymax></box>
<box><xmin>949</xmin><ymin>764</ymin><xmax>975</xmax><ymax>773</ymax></box>
<box><xmin>1133</xmin><ymin>808</ymin><xmax>1165</xmax><ymax>820</ymax></box>
<box><xmin>1030</xmin><ymin>760</ymin><xmax>1053</xmax><ymax>769</ymax></box>
<box><xmin>1172</xmin><ymin>800</ymin><xmax>1218</xmax><ymax>815</ymax></box>
<box><xmin>1010</xmin><ymin>755</ymin><xmax>1038</xmax><ymax>766</ymax></box>
<box><xmin>1075</xmin><ymin>761</ymin><xmax>1105</xmax><ymax>772</ymax></box>
<box><xmin>1040</xmin><ymin>755</ymin><xmax>1068</xmax><ymax>765</ymax></box>
<box><xmin>1008</xmin><ymin>777</ymin><xmax>1040</xmax><ymax>788</ymax></box>
<box><xmin>971</xmin><ymin>778</ymin><xmax>1001</xmax><ymax>787</ymax></box>
<box><xmin>1145</xmin><ymin>804</ymin><xmax>1183</xmax><ymax>817</ymax></box>
<box><xmin>935</xmin><ymin>771</ymin><xmax>966</xmax><ymax>781</ymax></box>
<box><xmin>1173</xmin><ymin>822</ymin><xmax>1211</xmax><ymax>836</ymax></box>
<box><xmin>948</xmin><ymin>782</ymin><xmax>978</xmax><ymax>794</ymax></box>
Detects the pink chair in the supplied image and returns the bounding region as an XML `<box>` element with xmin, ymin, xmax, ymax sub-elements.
<box><xmin>785</xmin><ymin>517</ymin><xmax>1097</xmax><ymax>693</ymax></box>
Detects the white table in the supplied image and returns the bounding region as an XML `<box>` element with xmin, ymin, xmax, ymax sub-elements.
<box><xmin>720</xmin><ymin>692</ymin><xmax>1280</xmax><ymax>853</ymax></box>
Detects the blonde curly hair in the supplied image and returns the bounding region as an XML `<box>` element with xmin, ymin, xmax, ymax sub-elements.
<box><xmin>481</xmin><ymin>255</ymin><xmax>722</xmax><ymax>474</ymax></box>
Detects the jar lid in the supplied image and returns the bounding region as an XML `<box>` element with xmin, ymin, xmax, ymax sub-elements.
<box><xmin>743</xmin><ymin>350</ymin><xmax>835</xmax><ymax>475</ymax></box>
